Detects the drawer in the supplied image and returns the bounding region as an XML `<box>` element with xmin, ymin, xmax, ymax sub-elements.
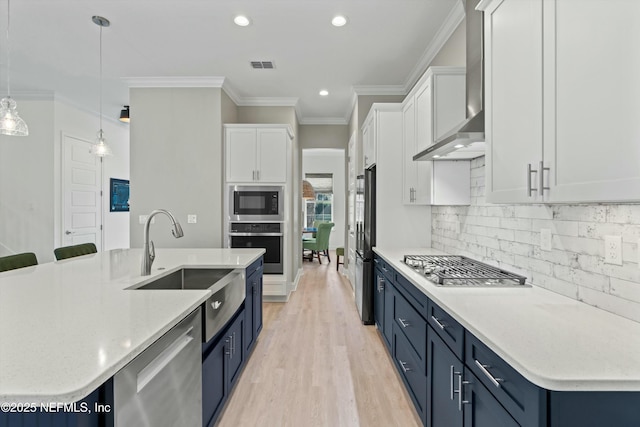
<box><xmin>427</xmin><ymin>300</ymin><xmax>464</xmax><ymax>359</ymax></box>
<box><xmin>394</xmin><ymin>272</ymin><xmax>429</xmax><ymax>312</ymax></box>
<box><xmin>392</xmin><ymin>322</ymin><xmax>427</xmax><ymax>422</ymax></box>
<box><xmin>465</xmin><ymin>332</ymin><xmax>546</xmax><ymax>427</ymax></box>
<box><xmin>394</xmin><ymin>291</ymin><xmax>427</xmax><ymax>371</ymax></box>
<box><xmin>373</xmin><ymin>255</ymin><xmax>394</xmax><ymax>282</ymax></box>
<box><xmin>247</xmin><ymin>257</ymin><xmax>264</xmax><ymax>276</ymax></box>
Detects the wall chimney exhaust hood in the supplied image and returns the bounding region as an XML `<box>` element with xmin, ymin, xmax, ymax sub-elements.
<box><xmin>414</xmin><ymin>0</ymin><xmax>485</xmax><ymax>161</ymax></box>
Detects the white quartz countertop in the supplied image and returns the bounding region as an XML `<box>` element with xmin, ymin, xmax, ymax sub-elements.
<box><xmin>0</xmin><ymin>248</ymin><xmax>264</xmax><ymax>404</ymax></box>
<box><xmin>374</xmin><ymin>247</ymin><xmax>640</xmax><ymax>392</ymax></box>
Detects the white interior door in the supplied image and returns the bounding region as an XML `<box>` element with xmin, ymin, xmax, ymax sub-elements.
<box><xmin>62</xmin><ymin>134</ymin><xmax>103</xmax><ymax>249</ymax></box>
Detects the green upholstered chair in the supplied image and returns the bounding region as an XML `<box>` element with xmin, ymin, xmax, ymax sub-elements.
<box><xmin>0</xmin><ymin>252</ymin><xmax>38</xmax><ymax>272</ymax></box>
<box><xmin>302</xmin><ymin>222</ymin><xmax>334</xmax><ymax>264</ymax></box>
<box><xmin>54</xmin><ymin>243</ymin><xmax>97</xmax><ymax>261</ymax></box>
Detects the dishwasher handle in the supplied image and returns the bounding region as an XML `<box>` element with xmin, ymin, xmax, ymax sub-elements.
<box><xmin>136</xmin><ymin>326</ymin><xmax>195</xmax><ymax>392</ymax></box>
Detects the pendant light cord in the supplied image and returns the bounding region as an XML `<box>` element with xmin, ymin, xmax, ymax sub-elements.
<box><xmin>99</xmin><ymin>22</ymin><xmax>103</xmax><ymax>132</ymax></box>
<box><xmin>6</xmin><ymin>0</ymin><xmax>11</xmax><ymax>98</ymax></box>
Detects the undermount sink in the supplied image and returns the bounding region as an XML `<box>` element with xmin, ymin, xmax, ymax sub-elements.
<box><xmin>133</xmin><ymin>268</ymin><xmax>235</xmax><ymax>291</ymax></box>
<box><xmin>131</xmin><ymin>267</ymin><xmax>245</xmax><ymax>343</ymax></box>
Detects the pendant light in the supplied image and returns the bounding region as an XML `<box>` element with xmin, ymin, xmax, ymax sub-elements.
<box><xmin>302</xmin><ymin>180</ymin><xmax>315</xmax><ymax>200</ymax></box>
<box><xmin>90</xmin><ymin>15</ymin><xmax>112</xmax><ymax>157</ymax></box>
<box><xmin>0</xmin><ymin>0</ymin><xmax>28</xmax><ymax>136</ymax></box>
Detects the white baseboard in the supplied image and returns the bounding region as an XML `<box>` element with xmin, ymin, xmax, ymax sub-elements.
<box><xmin>289</xmin><ymin>268</ymin><xmax>303</xmax><ymax>293</ymax></box>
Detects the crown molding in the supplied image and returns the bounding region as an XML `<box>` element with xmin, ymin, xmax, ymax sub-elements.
<box><xmin>352</xmin><ymin>85</ymin><xmax>406</xmax><ymax>96</ymax></box>
<box><xmin>124</xmin><ymin>76</ymin><xmax>226</xmax><ymax>88</ymax></box>
<box><xmin>403</xmin><ymin>1</ymin><xmax>465</xmax><ymax>93</ymax></box>
<box><xmin>299</xmin><ymin>117</ymin><xmax>348</xmax><ymax>126</ymax></box>
<box><xmin>236</xmin><ymin>97</ymin><xmax>299</xmax><ymax>107</ymax></box>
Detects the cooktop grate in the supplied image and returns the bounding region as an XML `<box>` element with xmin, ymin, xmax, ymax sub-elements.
<box><xmin>403</xmin><ymin>255</ymin><xmax>527</xmax><ymax>287</ymax></box>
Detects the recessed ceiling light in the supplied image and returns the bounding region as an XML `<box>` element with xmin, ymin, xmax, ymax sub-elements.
<box><xmin>319</xmin><ymin>89</ymin><xmax>329</xmax><ymax>96</ymax></box>
<box><xmin>454</xmin><ymin>144</ymin><xmax>465</xmax><ymax>148</ymax></box>
<box><xmin>433</xmin><ymin>155</ymin><xmax>441</xmax><ymax>158</ymax></box>
<box><xmin>234</xmin><ymin>15</ymin><xmax>251</xmax><ymax>26</ymax></box>
<box><xmin>331</xmin><ymin>15</ymin><xmax>348</xmax><ymax>27</ymax></box>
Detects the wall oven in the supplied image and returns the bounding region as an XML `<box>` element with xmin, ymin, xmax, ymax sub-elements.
<box><xmin>229</xmin><ymin>185</ymin><xmax>284</xmax><ymax>221</ymax></box>
<box><xmin>229</xmin><ymin>222</ymin><xmax>283</xmax><ymax>274</ymax></box>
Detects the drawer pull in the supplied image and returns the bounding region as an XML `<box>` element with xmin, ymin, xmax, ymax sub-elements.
<box><xmin>457</xmin><ymin>374</ymin><xmax>470</xmax><ymax>411</ymax></box>
<box><xmin>475</xmin><ymin>359</ymin><xmax>504</xmax><ymax>388</ymax></box>
<box><xmin>399</xmin><ymin>360</ymin><xmax>411</xmax><ymax>373</ymax></box>
<box><xmin>398</xmin><ymin>318</ymin><xmax>410</xmax><ymax>328</ymax></box>
<box><xmin>431</xmin><ymin>315</ymin><xmax>447</xmax><ymax>330</ymax></box>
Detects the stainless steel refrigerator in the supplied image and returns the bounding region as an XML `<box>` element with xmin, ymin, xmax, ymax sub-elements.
<box><xmin>355</xmin><ymin>165</ymin><xmax>375</xmax><ymax>324</ymax></box>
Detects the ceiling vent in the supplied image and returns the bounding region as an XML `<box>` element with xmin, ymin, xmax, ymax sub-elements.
<box><xmin>250</xmin><ymin>61</ymin><xmax>275</xmax><ymax>69</ymax></box>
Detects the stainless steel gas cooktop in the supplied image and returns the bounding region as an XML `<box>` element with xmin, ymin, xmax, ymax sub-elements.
<box><xmin>402</xmin><ymin>255</ymin><xmax>528</xmax><ymax>287</ymax></box>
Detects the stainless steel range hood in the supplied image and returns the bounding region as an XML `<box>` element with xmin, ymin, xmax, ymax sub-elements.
<box><xmin>414</xmin><ymin>0</ymin><xmax>485</xmax><ymax>161</ymax></box>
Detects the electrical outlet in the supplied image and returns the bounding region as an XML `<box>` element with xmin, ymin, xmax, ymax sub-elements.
<box><xmin>604</xmin><ymin>235</ymin><xmax>623</xmax><ymax>265</ymax></box>
<box><xmin>187</xmin><ymin>214</ymin><xmax>197</xmax><ymax>224</ymax></box>
<box><xmin>540</xmin><ymin>228</ymin><xmax>552</xmax><ymax>251</ymax></box>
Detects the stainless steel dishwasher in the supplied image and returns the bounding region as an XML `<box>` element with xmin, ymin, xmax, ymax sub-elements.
<box><xmin>114</xmin><ymin>308</ymin><xmax>202</xmax><ymax>427</ymax></box>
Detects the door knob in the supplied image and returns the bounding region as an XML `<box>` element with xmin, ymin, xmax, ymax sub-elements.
<box><xmin>65</xmin><ymin>230</ymin><xmax>75</xmax><ymax>235</ymax></box>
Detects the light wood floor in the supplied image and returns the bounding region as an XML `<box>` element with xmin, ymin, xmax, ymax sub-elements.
<box><xmin>216</xmin><ymin>253</ymin><xmax>422</xmax><ymax>427</ymax></box>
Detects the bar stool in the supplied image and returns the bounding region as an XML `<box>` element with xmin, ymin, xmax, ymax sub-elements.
<box><xmin>54</xmin><ymin>243</ymin><xmax>97</xmax><ymax>261</ymax></box>
<box><xmin>336</xmin><ymin>247</ymin><xmax>344</xmax><ymax>271</ymax></box>
<box><xmin>0</xmin><ymin>252</ymin><xmax>38</xmax><ymax>272</ymax></box>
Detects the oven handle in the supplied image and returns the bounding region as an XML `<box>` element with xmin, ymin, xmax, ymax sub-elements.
<box><xmin>229</xmin><ymin>232</ymin><xmax>283</xmax><ymax>237</ymax></box>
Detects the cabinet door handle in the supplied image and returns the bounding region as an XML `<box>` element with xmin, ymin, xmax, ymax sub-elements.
<box><xmin>457</xmin><ymin>374</ymin><xmax>470</xmax><ymax>412</ymax></box>
<box><xmin>450</xmin><ymin>365</ymin><xmax>455</xmax><ymax>400</ymax></box>
<box><xmin>377</xmin><ymin>277</ymin><xmax>385</xmax><ymax>292</ymax></box>
<box><xmin>398</xmin><ymin>318</ymin><xmax>409</xmax><ymax>328</ymax></box>
<box><xmin>399</xmin><ymin>360</ymin><xmax>411</xmax><ymax>373</ymax></box>
<box><xmin>257</xmin><ymin>170</ymin><xmax>260</xmax><ymax>181</ymax></box>
<box><xmin>225</xmin><ymin>337</ymin><xmax>231</xmax><ymax>356</ymax></box>
<box><xmin>474</xmin><ymin>359</ymin><xmax>504</xmax><ymax>388</ymax></box>
<box><xmin>527</xmin><ymin>163</ymin><xmax>538</xmax><ymax>197</ymax></box>
<box><xmin>539</xmin><ymin>161</ymin><xmax>550</xmax><ymax>196</ymax></box>
<box><xmin>431</xmin><ymin>315</ymin><xmax>447</xmax><ymax>330</ymax></box>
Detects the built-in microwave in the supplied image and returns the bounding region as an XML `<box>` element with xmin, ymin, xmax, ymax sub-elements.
<box><xmin>229</xmin><ymin>185</ymin><xmax>284</xmax><ymax>221</ymax></box>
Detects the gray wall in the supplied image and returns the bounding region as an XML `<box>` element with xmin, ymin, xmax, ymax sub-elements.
<box><xmin>429</xmin><ymin>20</ymin><xmax>466</xmax><ymax>68</ymax></box>
<box><xmin>299</xmin><ymin>125</ymin><xmax>349</xmax><ymax>150</ymax></box>
<box><xmin>130</xmin><ymin>87</ymin><xmax>223</xmax><ymax>248</ymax></box>
<box><xmin>221</xmin><ymin>91</ymin><xmax>238</xmax><ymax>124</ymax></box>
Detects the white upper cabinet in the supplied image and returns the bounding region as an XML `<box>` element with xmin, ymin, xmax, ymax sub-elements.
<box><xmin>481</xmin><ymin>0</ymin><xmax>640</xmax><ymax>203</ymax></box>
<box><xmin>225</xmin><ymin>125</ymin><xmax>291</xmax><ymax>183</ymax></box>
<box><xmin>363</xmin><ymin>113</ymin><xmax>376</xmax><ymax>169</ymax></box>
<box><xmin>402</xmin><ymin>67</ymin><xmax>470</xmax><ymax>205</ymax></box>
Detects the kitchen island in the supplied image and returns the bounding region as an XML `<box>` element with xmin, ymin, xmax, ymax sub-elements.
<box><xmin>0</xmin><ymin>248</ymin><xmax>264</xmax><ymax>409</ymax></box>
<box><xmin>374</xmin><ymin>247</ymin><xmax>640</xmax><ymax>427</ymax></box>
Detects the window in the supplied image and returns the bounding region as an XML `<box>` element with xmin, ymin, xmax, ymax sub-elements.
<box><xmin>304</xmin><ymin>173</ymin><xmax>333</xmax><ymax>228</ymax></box>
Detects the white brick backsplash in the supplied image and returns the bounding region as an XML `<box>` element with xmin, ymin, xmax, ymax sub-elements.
<box><xmin>578</xmin><ymin>287</ymin><xmax>640</xmax><ymax>324</ymax></box>
<box><xmin>531</xmin><ymin>219</ymin><xmax>579</xmax><ymax>236</ymax></box>
<box><xmin>552</xmin><ymin>205</ymin><xmax>607</xmax><ymax>222</ymax></box>
<box><xmin>606</xmin><ymin>205</ymin><xmax>640</xmax><ymax>224</ymax></box>
<box><xmin>514</xmin><ymin>205</ymin><xmax>553</xmax><ymax>220</ymax></box>
<box><xmin>610</xmin><ymin>277</ymin><xmax>640</xmax><ymax>304</ymax></box>
<box><xmin>430</xmin><ymin>159</ymin><xmax>640</xmax><ymax>323</ymax></box>
<box><xmin>552</xmin><ymin>235</ymin><xmax>602</xmax><ymax>257</ymax></box>
<box><xmin>500</xmin><ymin>217</ymin><xmax>532</xmax><ymax>231</ymax></box>
<box><xmin>530</xmin><ymin>272</ymin><xmax>578</xmax><ymax>299</ymax></box>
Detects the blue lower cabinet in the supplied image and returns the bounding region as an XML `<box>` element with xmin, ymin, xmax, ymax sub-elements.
<box><xmin>244</xmin><ymin>258</ymin><xmax>264</xmax><ymax>354</ymax></box>
<box><xmin>392</xmin><ymin>322</ymin><xmax>427</xmax><ymax>424</ymax></box>
<box><xmin>374</xmin><ymin>267</ymin><xmax>385</xmax><ymax>332</ymax></box>
<box><xmin>202</xmin><ymin>308</ymin><xmax>245</xmax><ymax>427</ymax></box>
<box><xmin>427</xmin><ymin>326</ymin><xmax>463</xmax><ymax>427</ymax></box>
<box><xmin>548</xmin><ymin>391</ymin><xmax>640</xmax><ymax>427</ymax></box>
<box><xmin>463</xmin><ymin>370</ymin><xmax>519</xmax><ymax>427</ymax></box>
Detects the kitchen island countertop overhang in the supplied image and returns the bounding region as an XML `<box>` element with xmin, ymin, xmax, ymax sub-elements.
<box><xmin>374</xmin><ymin>246</ymin><xmax>640</xmax><ymax>392</ymax></box>
<box><xmin>0</xmin><ymin>248</ymin><xmax>265</xmax><ymax>404</ymax></box>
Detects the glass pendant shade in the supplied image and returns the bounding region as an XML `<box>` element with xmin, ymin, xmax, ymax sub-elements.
<box><xmin>91</xmin><ymin>129</ymin><xmax>112</xmax><ymax>157</ymax></box>
<box><xmin>0</xmin><ymin>97</ymin><xmax>28</xmax><ymax>136</ymax></box>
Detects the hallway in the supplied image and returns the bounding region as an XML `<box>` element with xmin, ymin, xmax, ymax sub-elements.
<box><xmin>216</xmin><ymin>255</ymin><xmax>421</xmax><ymax>427</ymax></box>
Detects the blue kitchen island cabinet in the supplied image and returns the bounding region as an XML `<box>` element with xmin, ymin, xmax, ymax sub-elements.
<box><xmin>244</xmin><ymin>257</ymin><xmax>264</xmax><ymax>354</ymax></box>
<box><xmin>202</xmin><ymin>307</ymin><xmax>245</xmax><ymax>427</ymax></box>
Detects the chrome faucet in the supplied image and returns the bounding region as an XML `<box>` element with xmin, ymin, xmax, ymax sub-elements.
<box><xmin>141</xmin><ymin>209</ymin><xmax>184</xmax><ymax>275</ymax></box>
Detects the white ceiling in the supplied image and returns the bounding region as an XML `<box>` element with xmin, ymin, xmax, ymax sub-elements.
<box><xmin>0</xmin><ymin>0</ymin><xmax>463</xmax><ymax>124</ymax></box>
